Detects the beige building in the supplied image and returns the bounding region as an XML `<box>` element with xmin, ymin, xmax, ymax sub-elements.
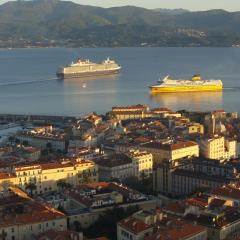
<box><xmin>18</xmin><ymin>133</ymin><xmax>66</xmax><ymax>151</ymax></box>
<box><xmin>140</xmin><ymin>140</ymin><xmax>199</xmax><ymax>164</ymax></box>
<box><xmin>110</xmin><ymin>104</ymin><xmax>149</xmax><ymax>120</ymax></box>
<box><xmin>127</xmin><ymin>150</ymin><xmax>153</xmax><ymax>180</ymax></box>
<box><xmin>97</xmin><ymin>154</ymin><xmax>133</xmax><ymax>181</ymax></box>
<box><xmin>199</xmin><ymin>135</ymin><xmax>236</xmax><ymax>160</ymax></box>
<box><xmin>0</xmin><ymin>159</ymin><xmax>98</xmax><ymax>194</ymax></box>
<box><xmin>186</xmin><ymin>123</ymin><xmax>204</xmax><ymax>135</ymax></box>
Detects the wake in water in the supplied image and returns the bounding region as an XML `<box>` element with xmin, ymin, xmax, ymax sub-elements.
<box><xmin>223</xmin><ymin>87</ymin><xmax>240</xmax><ymax>92</ymax></box>
<box><xmin>0</xmin><ymin>77</ymin><xmax>59</xmax><ymax>86</ymax></box>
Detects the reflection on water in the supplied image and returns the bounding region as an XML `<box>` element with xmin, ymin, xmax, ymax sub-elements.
<box><xmin>60</xmin><ymin>73</ymin><xmax>120</xmax><ymax>95</ymax></box>
<box><xmin>61</xmin><ymin>74</ymin><xmax>119</xmax><ymax>82</ymax></box>
<box><xmin>150</xmin><ymin>91</ymin><xmax>223</xmax><ymax>111</ymax></box>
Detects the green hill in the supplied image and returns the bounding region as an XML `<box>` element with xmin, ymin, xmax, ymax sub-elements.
<box><xmin>0</xmin><ymin>0</ymin><xmax>240</xmax><ymax>47</ymax></box>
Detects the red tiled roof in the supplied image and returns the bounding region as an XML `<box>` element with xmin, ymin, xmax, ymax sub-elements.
<box><xmin>145</xmin><ymin>219</ymin><xmax>206</xmax><ymax>240</ymax></box>
<box><xmin>164</xmin><ymin>201</ymin><xmax>186</xmax><ymax>215</ymax></box>
<box><xmin>142</xmin><ymin>140</ymin><xmax>198</xmax><ymax>151</ymax></box>
<box><xmin>112</xmin><ymin>104</ymin><xmax>147</xmax><ymax>110</ymax></box>
<box><xmin>35</xmin><ymin>229</ymin><xmax>82</xmax><ymax>240</ymax></box>
<box><xmin>119</xmin><ymin>217</ymin><xmax>152</xmax><ymax>234</ymax></box>
<box><xmin>210</xmin><ymin>185</ymin><xmax>240</xmax><ymax>200</ymax></box>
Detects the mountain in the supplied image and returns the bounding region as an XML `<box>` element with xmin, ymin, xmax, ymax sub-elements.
<box><xmin>154</xmin><ymin>8</ymin><xmax>190</xmax><ymax>15</ymax></box>
<box><xmin>0</xmin><ymin>0</ymin><xmax>240</xmax><ymax>47</ymax></box>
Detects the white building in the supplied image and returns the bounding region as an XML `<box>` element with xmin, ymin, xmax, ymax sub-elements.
<box><xmin>127</xmin><ymin>150</ymin><xmax>153</xmax><ymax>180</ymax></box>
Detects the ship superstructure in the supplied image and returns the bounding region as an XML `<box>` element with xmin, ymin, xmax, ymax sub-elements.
<box><xmin>57</xmin><ymin>57</ymin><xmax>121</xmax><ymax>79</ymax></box>
<box><xmin>149</xmin><ymin>75</ymin><xmax>223</xmax><ymax>93</ymax></box>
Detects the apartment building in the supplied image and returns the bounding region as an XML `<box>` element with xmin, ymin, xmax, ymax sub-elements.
<box><xmin>127</xmin><ymin>150</ymin><xmax>153</xmax><ymax>180</ymax></box>
<box><xmin>97</xmin><ymin>154</ymin><xmax>133</xmax><ymax>181</ymax></box>
<box><xmin>40</xmin><ymin>182</ymin><xmax>156</xmax><ymax>229</ymax></box>
<box><xmin>0</xmin><ymin>159</ymin><xmax>98</xmax><ymax>194</ymax></box>
<box><xmin>110</xmin><ymin>104</ymin><xmax>149</xmax><ymax>120</ymax></box>
<box><xmin>140</xmin><ymin>140</ymin><xmax>199</xmax><ymax>164</ymax></box>
<box><xmin>117</xmin><ymin>209</ymin><xmax>207</xmax><ymax>240</ymax></box>
<box><xmin>153</xmin><ymin>158</ymin><xmax>236</xmax><ymax>197</ymax></box>
<box><xmin>199</xmin><ymin>135</ymin><xmax>236</xmax><ymax>160</ymax></box>
<box><xmin>18</xmin><ymin>133</ymin><xmax>66</xmax><ymax>151</ymax></box>
<box><xmin>0</xmin><ymin>187</ymin><xmax>67</xmax><ymax>240</ymax></box>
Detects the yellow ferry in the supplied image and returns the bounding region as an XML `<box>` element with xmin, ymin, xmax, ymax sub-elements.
<box><xmin>149</xmin><ymin>74</ymin><xmax>223</xmax><ymax>93</ymax></box>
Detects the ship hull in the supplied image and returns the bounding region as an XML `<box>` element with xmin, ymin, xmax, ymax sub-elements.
<box><xmin>150</xmin><ymin>85</ymin><xmax>223</xmax><ymax>93</ymax></box>
<box><xmin>57</xmin><ymin>69</ymin><xmax>120</xmax><ymax>79</ymax></box>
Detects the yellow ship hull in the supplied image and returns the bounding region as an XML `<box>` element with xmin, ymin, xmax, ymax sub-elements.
<box><xmin>150</xmin><ymin>85</ymin><xmax>223</xmax><ymax>93</ymax></box>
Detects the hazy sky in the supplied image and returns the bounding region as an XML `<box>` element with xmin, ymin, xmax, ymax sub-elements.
<box><xmin>0</xmin><ymin>0</ymin><xmax>239</xmax><ymax>11</ymax></box>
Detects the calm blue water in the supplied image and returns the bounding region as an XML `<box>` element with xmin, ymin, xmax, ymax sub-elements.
<box><xmin>0</xmin><ymin>47</ymin><xmax>239</xmax><ymax>116</ymax></box>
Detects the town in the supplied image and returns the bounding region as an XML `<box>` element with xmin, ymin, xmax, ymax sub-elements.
<box><xmin>0</xmin><ymin>105</ymin><xmax>240</xmax><ymax>240</ymax></box>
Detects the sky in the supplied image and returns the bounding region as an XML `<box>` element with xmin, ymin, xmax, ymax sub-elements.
<box><xmin>0</xmin><ymin>0</ymin><xmax>239</xmax><ymax>12</ymax></box>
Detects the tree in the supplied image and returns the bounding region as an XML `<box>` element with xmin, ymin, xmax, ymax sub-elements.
<box><xmin>8</xmin><ymin>136</ymin><xmax>14</xmax><ymax>144</ymax></box>
<box><xmin>22</xmin><ymin>140</ymin><xmax>29</xmax><ymax>146</ymax></box>
<box><xmin>15</xmin><ymin>138</ymin><xmax>20</xmax><ymax>145</ymax></box>
<box><xmin>46</xmin><ymin>142</ymin><xmax>52</xmax><ymax>153</ymax></box>
<box><xmin>1</xmin><ymin>180</ymin><xmax>11</xmax><ymax>191</ymax></box>
<box><xmin>57</xmin><ymin>179</ymin><xmax>71</xmax><ymax>191</ymax></box>
<box><xmin>25</xmin><ymin>182</ymin><xmax>37</xmax><ymax>196</ymax></box>
<box><xmin>73</xmin><ymin>221</ymin><xmax>82</xmax><ymax>232</ymax></box>
<box><xmin>84</xmin><ymin>205</ymin><xmax>140</xmax><ymax>239</ymax></box>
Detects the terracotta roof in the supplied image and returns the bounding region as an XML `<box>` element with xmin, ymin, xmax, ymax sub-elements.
<box><xmin>142</xmin><ymin>141</ymin><xmax>198</xmax><ymax>151</ymax></box>
<box><xmin>112</xmin><ymin>104</ymin><xmax>147</xmax><ymax>110</ymax></box>
<box><xmin>35</xmin><ymin>229</ymin><xmax>82</xmax><ymax>240</ymax></box>
<box><xmin>97</xmin><ymin>154</ymin><xmax>132</xmax><ymax>168</ymax></box>
<box><xmin>0</xmin><ymin>172</ymin><xmax>15</xmax><ymax>179</ymax></box>
<box><xmin>118</xmin><ymin>217</ymin><xmax>152</xmax><ymax>234</ymax></box>
<box><xmin>186</xmin><ymin>197</ymin><xmax>208</xmax><ymax>209</ymax></box>
<box><xmin>152</xmin><ymin>108</ymin><xmax>171</xmax><ymax>112</ymax></box>
<box><xmin>112</xmin><ymin>111</ymin><xmax>144</xmax><ymax>115</ymax></box>
<box><xmin>145</xmin><ymin>219</ymin><xmax>206</xmax><ymax>240</ymax></box>
<box><xmin>164</xmin><ymin>201</ymin><xmax>186</xmax><ymax>215</ymax></box>
<box><xmin>209</xmin><ymin>198</ymin><xmax>227</xmax><ymax>208</ymax></box>
<box><xmin>210</xmin><ymin>185</ymin><xmax>240</xmax><ymax>200</ymax></box>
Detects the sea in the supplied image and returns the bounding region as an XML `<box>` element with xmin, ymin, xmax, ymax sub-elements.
<box><xmin>0</xmin><ymin>47</ymin><xmax>240</xmax><ymax>116</ymax></box>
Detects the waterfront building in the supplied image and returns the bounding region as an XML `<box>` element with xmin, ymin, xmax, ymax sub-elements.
<box><xmin>18</xmin><ymin>133</ymin><xmax>66</xmax><ymax>151</ymax></box>
<box><xmin>110</xmin><ymin>104</ymin><xmax>149</xmax><ymax>120</ymax></box>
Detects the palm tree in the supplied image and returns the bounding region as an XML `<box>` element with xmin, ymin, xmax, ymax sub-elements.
<box><xmin>46</xmin><ymin>142</ymin><xmax>52</xmax><ymax>153</ymax></box>
<box><xmin>22</xmin><ymin>140</ymin><xmax>29</xmax><ymax>146</ymax></box>
<box><xmin>8</xmin><ymin>136</ymin><xmax>14</xmax><ymax>145</ymax></box>
<box><xmin>57</xmin><ymin>179</ymin><xmax>68</xmax><ymax>191</ymax></box>
<box><xmin>25</xmin><ymin>182</ymin><xmax>37</xmax><ymax>196</ymax></box>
